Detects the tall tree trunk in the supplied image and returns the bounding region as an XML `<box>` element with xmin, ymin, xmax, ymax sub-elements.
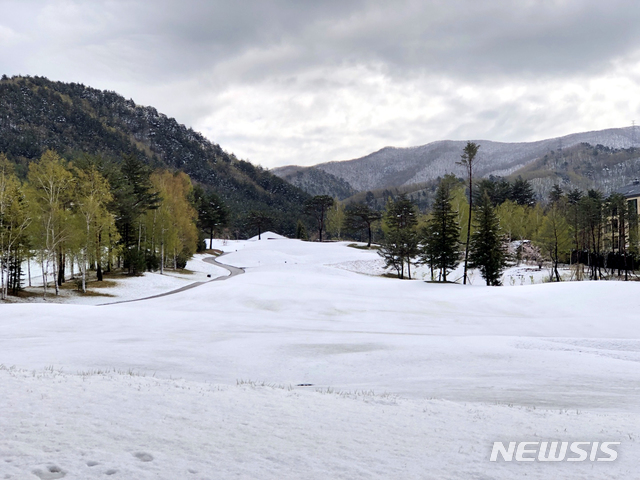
<box><xmin>463</xmin><ymin>178</ymin><xmax>472</xmax><ymax>285</ymax></box>
<box><xmin>107</xmin><ymin>228</ymin><xmax>112</xmax><ymax>273</ymax></box>
<box><xmin>41</xmin><ymin>257</ymin><xmax>47</xmax><ymax>299</ymax></box>
<box><xmin>57</xmin><ymin>251</ymin><xmax>65</xmax><ymax>286</ymax></box>
<box><xmin>54</xmin><ymin>254</ymin><xmax>60</xmax><ymax>296</ymax></box>
<box><xmin>1</xmin><ymin>254</ymin><xmax>5</xmax><ymax>300</ymax></box>
<box><xmin>96</xmin><ymin>231</ymin><xmax>103</xmax><ymax>282</ymax></box>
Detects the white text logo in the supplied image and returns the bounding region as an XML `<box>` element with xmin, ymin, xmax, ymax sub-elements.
<box><xmin>490</xmin><ymin>441</ymin><xmax>620</xmax><ymax>462</ymax></box>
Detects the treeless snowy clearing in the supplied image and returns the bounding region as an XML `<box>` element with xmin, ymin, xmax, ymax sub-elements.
<box><xmin>1</xmin><ymin>235</ymin><xmax>639</xmax><ymax>478</ymax></box>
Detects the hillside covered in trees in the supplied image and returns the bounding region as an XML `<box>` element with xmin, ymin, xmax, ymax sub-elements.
<box><xmin>0</xmin><ymin>75</ymin><xmax>308</xmax><ymax>236</ymax></box>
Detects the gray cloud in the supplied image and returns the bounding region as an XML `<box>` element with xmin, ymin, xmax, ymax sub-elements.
<box><xmin>1</xmin><ymin>0</ymin><xmax>640</xmax><ymax>167</ymax></box>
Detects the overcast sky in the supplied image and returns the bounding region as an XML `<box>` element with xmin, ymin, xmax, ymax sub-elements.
<box><xmin>1</xmin><ymin>1</ymin><xmax>639</xmax><ymax>168</ymax></box>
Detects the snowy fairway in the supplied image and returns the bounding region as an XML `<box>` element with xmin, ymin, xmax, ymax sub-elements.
<box><xmin>1</xmin><ymin>236</ymin><xmax>640</xmax><ymax>479</ymax></box>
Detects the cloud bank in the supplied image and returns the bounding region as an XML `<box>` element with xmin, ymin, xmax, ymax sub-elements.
<box><xmin>1</xmin><ymin>0</ymin><xmax>640</xmax><ymax>167</ymax></box>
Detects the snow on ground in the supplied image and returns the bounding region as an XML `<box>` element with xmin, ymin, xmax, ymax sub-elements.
<box><xmin>327</xmin><ymin>242</ymin><xmax>570</xmax><ymax>286</ymax></box>
<box><xmin>9</xmin><ymin>254</ymin><xmax>229</xmax><ymax>305</ymax></box>
<box><xmin>2</xmin><ymin>367</ymin><xmax>638</xmax><ymax>479</ymax></box>
<box><xmin>2</xmin><ymin>233</ymin><xmax>640</xmax><ymax>478</ymax></box>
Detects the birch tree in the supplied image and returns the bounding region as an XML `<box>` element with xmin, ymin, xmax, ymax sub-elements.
<box><xmin>27</xmin><ymin>150</ymin><xmax>75</xmax><ymax>296</ymax></box>
<box><xmin>75</xmin><ymin>165</ymin><xmax>114</xmax><ymax>291</ymax></box>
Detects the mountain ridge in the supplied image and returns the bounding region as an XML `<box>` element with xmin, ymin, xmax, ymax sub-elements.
<box><xmin>0</xmin><ymin>75</ymin><xmax>309</xmax><ymax>235</ymax></box>
<box><xmin>273</xmin><ymin>127</ymin><xmax>640</xmax><ymax>198</ymax></box>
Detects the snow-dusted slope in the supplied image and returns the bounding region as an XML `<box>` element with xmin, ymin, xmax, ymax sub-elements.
<box><xmin>301</xmin><ymin>126</ymin><xmax>640</xmax><ymax>191</ymax></box>
<box><xmin>2</xmin><ymin>237</ymin><xmax>640</xmax><ymax>478</ymax></box>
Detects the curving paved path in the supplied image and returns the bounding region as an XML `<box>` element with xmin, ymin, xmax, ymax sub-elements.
<box><xmin>100</xmin><ymin>254</ymin><xmax>244</xmax><ymax>306</ymax></box>
<box><xmin>202</xmin><ymin>255</ymin><xmax>245</xmax><ymax>278</ymax></box>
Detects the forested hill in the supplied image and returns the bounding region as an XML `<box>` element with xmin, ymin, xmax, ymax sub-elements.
<box><xmin>0</xmin><ymin>75</ymin><xmax>308</xmax><ymax>235</ymax></box>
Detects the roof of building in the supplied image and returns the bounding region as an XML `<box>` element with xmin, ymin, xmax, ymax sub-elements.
<box><xmin>616</xmin><ymin>181</ymin><xmax>640</xmax><ymax>198</ymax></box>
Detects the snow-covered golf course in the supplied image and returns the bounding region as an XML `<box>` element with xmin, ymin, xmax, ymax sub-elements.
<box><xmin>1</xmin><ymin>234</ymin><xmax>639</xmax><ymax>479</ymax></box>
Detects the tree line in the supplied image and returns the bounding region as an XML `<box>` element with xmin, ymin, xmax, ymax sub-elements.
<box><xmin>0</xmin><ymin>150</ymin><xmax>229</xmax><ymax>299</ymax></box>
<box><xmin>295</xmin><ymin>142</ymin><xmax>640</xmax><ymax>285</ymax></box>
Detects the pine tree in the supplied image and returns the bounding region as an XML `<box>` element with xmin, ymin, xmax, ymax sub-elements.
<box><xmin>421</xmin><ymin>177</ymin><xmax>460</xmax><ymax>282</ymax></box>
<box><xmin>193</xmin><ymin>185</ymin><xmax>228</xmax><ymax>248</ymax></box>
<box><xmin>111</xmin><ymin>154</ymin><xmax>160</xmax><ymax>274</ymax></box>
<box><xmin>510</xmin><ymin>176</ymin><xmax>536</xmax><ymax>206</ymax></box>
<box><xmin>295</xmin><ymin>220</ymin><xmax>308</xmax><ymax>240</ymax></box>
<box><xmin>343</xmin><ymin>203</ymin><xmax>381</xmax><ymax>247</ymax></box>
<box><xmin>379</xmin><ymin>195</ymin><xmax>419</xmax><ymax>279</ymax></box>
<box><xmin>304</xmin><ymin>195</ymin><xmax>334</xmax><ymax>241</ymax></box>
<box><xmin>457</xmin><ymin>141</ymin><xmax>480</xmax><ymax>284</ymax></box>
<box><xmin>469</xmin><ymin>193</ymin><xmax>506</xmax><ymax>286</ymax></box>
<box><xmin>549</xmin><ymin>184</ymin><xmax>563</xmax><ymax>204</ymax></box>
<box><xmin>246</xmin><ymin>210</ymin><xmax>273</xmax><ymax>240</ymax></box>
<box><xmin>0</xmin><ymin>155</ymin><xmax>31</xmax><ymax>299</ymax></box>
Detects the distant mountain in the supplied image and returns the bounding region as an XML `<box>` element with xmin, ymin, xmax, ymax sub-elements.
<box><xmin>508</xmin><ymin>142</ymin><xmax>640</xmax><ymax>198</ymax></box>
<box><xmin>276</xmin><ymin>127</ymin><xmax>640</xmax><ymax>199</ymax></box>
<box><xmin>272</xmin><ymin>165</ymin><xmax>356</xmax><ymax>200</ymax></box>
<box><xmin>0</xmin><ymin>75</ymin><xmax>309</xmax><ymax>235</ymax></box>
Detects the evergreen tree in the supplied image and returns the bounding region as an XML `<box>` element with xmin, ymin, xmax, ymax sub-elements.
<box><xmin>246</xmin><ymin>210</ymin><xmax>273</xmax><ymax>240</ymax></box>
<box><xmin>510</xmin><ymin>177</ymin><xmax>536</xmax><ymax>206</ymax></box>
<box><xmin>379</xmin><ymin>228</ymin><xmax>419</xmax><ymax>279</ymax></box>
<box><xmin>474</xmin><ymin>176</ymin><xmax>511</xmax><ymax>206</ymax></box>
<box><xmin>343</xmin><ymin>203</ymin><xmax>381</xmax><ymax>247</ymax></box>
<box><xmin>0</xmin><ymin>156</ymin><xmax>31</xmax><ymax>299</ymax></box>
<box><xmin>111</xmin><ymin>154</ymin><xmax>160</xmax><ymax>274</ymax></box>
<box><xmin>549</xmin><ymin>184</ymin><xmax>563</xmax><ymax>204</ymax></box>
<box><xmin>457</xmin><ymin>141</ymin><xmax>480</xmax><ymax>284</ymax></box>
<box><xmin>192</xmin><ymin>185</ymin><xmax>228</xmax><ymax>248</ymax></box>
<box><xmin>420</xmin><ymin>176</ymin><xmax>460</xmax><ymax>282</ymax></box>
<box><xmin>379</xmin><ymin>195</ymin><xmax>419</xmax><ymax>279</ymax></box>
<box><xmin>304</xmin><ymin>195</ymin><xmax>334</xmax><ymax>241</ymax></box>
<box><xmin>295</xmin><ymin>220</ymin><xmax>308</xmax><ymax>240</ymax></box>
<box><xmin>469</xmin><ymin>193</ymin><xmax>506</xmax><ymax>286</ymax></box>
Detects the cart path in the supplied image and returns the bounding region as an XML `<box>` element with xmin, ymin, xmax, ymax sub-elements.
<box><xmin>99</xmin><ymin>254</ymin><xmax>244</xmax><ymax>306</ymax></box>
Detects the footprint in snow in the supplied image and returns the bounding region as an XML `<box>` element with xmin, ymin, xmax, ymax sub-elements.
<box><xmin>105</xmin><ymin>469</ymin><xmax>117</xmax><ymax>475</ymax></box>
<box><xmin>32</xmin><ymin>465</ymin><xmax>66</xmax><ymax>479</ymax></box>
<box><xmin>133</xmin><ymin>452</ymin><xmax>153</xmax><ymax>462</ymax></box>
